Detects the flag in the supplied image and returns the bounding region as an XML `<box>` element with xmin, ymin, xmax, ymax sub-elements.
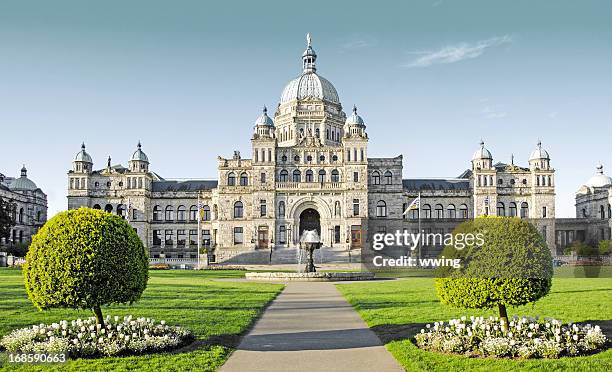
<box><xmin>403</xmin><ymin>196</ymin><xmax>420</xmax><ymax>215</ymax></box>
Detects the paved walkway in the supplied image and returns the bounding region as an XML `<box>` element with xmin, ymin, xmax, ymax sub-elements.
<box><xmin>220</xmin><ymin>282</ymin><xmax>403</xmax><ymax>372</ymax></box>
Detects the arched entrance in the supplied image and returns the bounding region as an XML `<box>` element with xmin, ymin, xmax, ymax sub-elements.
<box><xmin>299</xmin><ymin>208</ymin><xmax>320</xmax><ymax>237</ymax></box>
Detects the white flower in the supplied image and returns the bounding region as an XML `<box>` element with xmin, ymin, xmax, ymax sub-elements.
<box><xmin>528</xmin><ymin>332</ymin><xmax>533</xmax><ymax>338</ymax></box>
<box><xmin>573</xmin><ymin>335</ymin><xmax>578</xmax><ymax>341</ymax></box>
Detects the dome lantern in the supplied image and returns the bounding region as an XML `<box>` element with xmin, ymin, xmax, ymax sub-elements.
<box><xmin>529</xmin><ymin>140</ymin><xmax>551</xmax><ymax>170</ymax></box>
<box><xmin>585</xmin><ymin>164</ymin><xmax>612</xmax><ymax>188</ymax></box>
<box><xmin>129</xmin><ymin>141</ymin><xmax>149</xmax><ymax>173</ymax></box>
<box><xmin>73</xmin><ymin>142</ymin><xmax>93</xmax><ymax>173</ymax></box>
<box><xmin>471</xmin><ymin>140</ymin><xmax>493</xmax><ymax>170</ymax></box>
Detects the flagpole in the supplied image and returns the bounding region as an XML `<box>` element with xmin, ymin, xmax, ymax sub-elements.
<box><xmin>197</xmin><ymin>193</ymin><xmax>201</xmax><ymax>270</ymax></box>
<box><xmin>418</xmin><ymin>191</ymin><xmax>422</xmax><ymax>261</ymax></box>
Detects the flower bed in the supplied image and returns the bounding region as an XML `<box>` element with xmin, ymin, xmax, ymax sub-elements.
<box><xmin>415</xmin><ymin>316</ymin><xmax>607</xmax><ymax>359</ymax></box>
<box><xmin>0</xmin><ymin>315</ymin><xmax>194</xmax><ymax>358</ymax></box>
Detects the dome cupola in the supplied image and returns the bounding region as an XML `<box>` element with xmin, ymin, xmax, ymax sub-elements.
<box><xmin>585</xmin><ymin>164</ymin><xmax>612</xmax><ymax>188</ymax></box>
<box><xmin>253</xmin><ymin>106</ymin><xmax>275</xmax><ymax>138</ymax></box>
<box><xmin>529</xmin><ymin>140</ymin><xmax>551</xmax><ymax>170</ymax></box>
<box><xmin>129</xmin><ymin>141</ymin><xmax>149</xmax><ymax>172</ymax></box>
<box><xmin>9</xmin><ymin>165</ymin><xmax>38</xmax><ymax>191</ymax></box>
<box><xmin>471</xmin><ymin>140</ymin><xmax>493</xmax><ymax>170</ymax></box>
<box><xmin>344</xmin><ymin>105</ymin><xmax>367</xmax><ymax>138</ymax></box>
<box><xmin>73</xmin><ymin>143</ymin><xmax>93</xmax><ymax>173</ymax></box>
<box><xmin>279</xmin><ymin>34</ymin><xmax>340</xmax><ymax>105</ymax></box>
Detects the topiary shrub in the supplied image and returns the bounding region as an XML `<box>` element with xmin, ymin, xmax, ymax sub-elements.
<box><xmin>23</xmin><ymin>207</ymin><xmax>148</xmax><ymax>328</ymax></box>
<box><xmin>435</xmin><ymin>217</ymin><xmax>553</xmax><ymax>331</ymax></box>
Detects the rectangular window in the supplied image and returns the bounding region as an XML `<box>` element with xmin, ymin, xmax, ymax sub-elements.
<box><xmin>153</xmin><ymin>230</ymin><xmax>162</xmax><ymax>245</ymax></box>
<box><xmin>189</xmin><ymin>229</ymin><xmax>197</xmax><ymax>245</ymax></box>
<box><xmin>234</xmin><ymin>227</ymin><xmax>244</xmax><ymax>245</ymax></box>
<box><xmin>260</xmin><ymin>200</ymin><xmax>267</xmax><ymax>217</ymax></box>
<box><xmin>279</xmin><ymin>225</ymin><xmax>286</xmax><ymax>244</ymax></box>
<box><xmin>353</xmin><ymin>172</ymin><xmax>359</xmax><ymax>182</ymax></box>
<box><xmin>164</xmin><ymin>230</ymin><xmax>174</xmax><ymax>246</ymax></box>
<box><xmin>542</xmin><ymin>206</ymin><xmax>547</xmax><ymax>218</ymax></box>
<box><xmin>261</xmin><ymin>172</ymin><xmax>266</xmax><ymax>184</ymax></box>
<box><xmin>353</xmin><ymin>199</ymin><xmax>359</xmax><ymax>216</ymax></box>
<box><xmin>334</xmin><ymin>225</ymin><xmax>341</xmax><ymax>243</ymax></box>
<box><xmin>177</xmin><ymin>229</ymin><xmax>186</xmax><ymax>246</ymax></box>
<box><xmin>202</xmin><ymin>229</ymin><xmax>211</xmax><ymax>247</ymax></box>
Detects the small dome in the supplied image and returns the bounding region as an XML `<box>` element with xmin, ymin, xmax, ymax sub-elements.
<box><xmin>75</xmin><ymin>143</ymin><xmax>93</xmax><ymax>163</ymax></box>
<box><xmin>255</xmin><ymin>106</ymin><xmax>274</xmax><ymax>127</ymax></box>
<box><xmin>472</xmin><ymin>140</ymin><xmax>492</xmax><ymax>160</ymax></box>
<box><xmin>345</xmin><ymin>105</ymin><xmax>365</xmax><ymax>126</ymax></box>
<box><xmin>585</xmin><ymin>164</ymin><xmax>612</xmax><ymax>188</ymax></box>
<box><xmin>131</xmin><ymin>141</ymin><xmax>149</xmax><ymax>162</ymax></box>
<box><xmin>9</xmin><ymin>166</ymin><xmax>38</xmax><ymax>191</ymax></box>
<box><xmin>529</xmin><ymin>141</ymin><xmax>550</xmax><ymax>161</ymax></box>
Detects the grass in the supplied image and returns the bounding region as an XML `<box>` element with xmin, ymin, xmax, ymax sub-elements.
<box><xmin>337</xmin><ymin>277</ymin><xmax>612</xmax><ymax>371</ymax></box>
<box><xmin>0</xmin><ymin>268</ymin><xmax>283</xmax><ymax>371</ymax></box>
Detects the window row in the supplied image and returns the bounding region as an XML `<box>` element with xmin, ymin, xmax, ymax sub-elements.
<box><xmin>279</xmin><ymin>154</ymin><xmax>340</xmax><ymax>163</ymax></box>
<box><xmin>152</xmin><ymin>205</ymin><xmax>212</xmax><ymax>222</ymax></box>
<box><xmin>227</xmin><ymin>172</ymin><xmax>249</xmax><ymax>186</ymax></box>
<box><xmin>278</xmin><ymin>169</ymin><xmax>340</xmax><ymax>183</ymax></box>
<box><xmin>375</xmin><ymin>201</ymin><xmax>470</xmax><ymax>219</ymax></box>
<box><xmin>371</xmin><ymin>171</ymin><xmax>394</xmax><ymax>185</ymax></box>
<box><xmin>496</xmin><ymin>202</ymin><xmax>530</xmax><ymax>218</ymax></box>
<box><xmin>153</xmin><ymin>229</ymin><xmax>212</xmax><ymax>247</ymax></box>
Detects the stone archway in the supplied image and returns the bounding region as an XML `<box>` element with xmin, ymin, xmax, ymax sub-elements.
<box><xmin>299</xmin><ymin>208</ymin><xmax>321</xmax><ymax>237</ymax></box>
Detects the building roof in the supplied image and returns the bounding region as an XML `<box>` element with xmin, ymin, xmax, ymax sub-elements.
<box><xmin>585</xmin><ymin>164</ymin><xmax>612</xmax><ymax>188</ymax></box>
<box><xmin>402</xmin><ymin>178</ymin><xmax>470</xmax><ymax>191</ymax></box>
<box><xmin>152</xmin><ymin>180</ymin><xmax>218</xmax><ymax>192</ymax></box>
<box><xmin>130</xmin><ymin>142</ymin><xmax>149</xmax><ymax>162</ymax></box>
<box><xmin>8</xmin><ymin>166</ymin><xmax>39</xmax><ymax>192</ymax></box>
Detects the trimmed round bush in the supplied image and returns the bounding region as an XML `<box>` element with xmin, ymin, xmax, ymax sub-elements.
<box><xmin>24</xmin><ymin>208</ymin><xmax>148</xmax><ymax>325</ymax></box>
<box><xmin>435</xmin><ymin>217</ymin><xmax>553</xmax><ymax>329</ymax></box>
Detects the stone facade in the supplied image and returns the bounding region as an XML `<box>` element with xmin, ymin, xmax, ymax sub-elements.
<box><xmin>67</xmin><ymin>36</ymin><xmax>610</xmax><ymax>263</ymax></box>
<box><xmin>0</xmin><ymin>167</ymin><xmax>48</xmax><ymax>247</ymax></box>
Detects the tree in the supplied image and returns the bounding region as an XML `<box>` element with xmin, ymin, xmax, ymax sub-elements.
<box><xmin>0</xmin><ymin>196</ymin><xmax>15</xmax><ymax>243</ymax></box>
<box><xmin>23</xmin><ymin>208</ymin><xmax>148</xmax><ymax>327</ymax></box>
<box><xmin>435</xmin><ymin>217</ymin><xmax>553</xmax><ymax>332</ymax></box>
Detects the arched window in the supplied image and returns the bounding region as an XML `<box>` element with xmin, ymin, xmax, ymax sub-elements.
<box><xmin>177</xmin><ymin>205</ymin><xmax>186</xmax><ymax>221</ymax></box>
<box><xmin>520</xmin><ymin>202</ymin><xmax>529</xmax><ymax>218</ymax></box>
<box><xmin>165</xmin><ymin>206</ymin><xmax>174</xmax><ymax>221</ymax></box>
<box><xmin>376</xmin><ymin>200</ymin><xmax>387</xmax><ymax>217</ymax></box>
<box><xmin>293</xmin><ymin>170</ymin><xmax>301</xmax><ymax>182</ymax></box>
<box><xmin>447</xmin><ymin>204</ymin><xmax>456</xmax><ymax>219</ymax></box>
<box><xmin>318</xmin><ymin>169</ymin><xmax>326</xmax><ymax>183</ymax></box>
<box><xmin>334</xmin><ymin>201</ymin><xmax>341</xmax><ymax>216</ymax></box>
<box><xmin>18</xmin><ymin>208</ymin><xmax>23</xmax><ymax>223</ymax></box>
<box><xmin>305</xmin><ymin>170</ymin><xmax>314</xmax><ymax>182</ymax></box>
<box><xmin>104</xmin><ymin>204</ymin><xmax>113</xmax><ymax>213</ymax></box>
<box><xmin>227</xmin><ymin>172</ymin><xmax>236</xmax><ymax>186</ymax></box>
<box><xmin>372</xmin><ymin>171</ymin><xmax>381</xmax><ymax>185</ymax></box>
<box><xmin>203</xmin><ymin>205</ymin><xmax>211</xmax><ymax>221</ymax></box>
<box><xmin>601</xmin><ymin>205</ymin><xmax>606</xmax><ymax>220</ymax></box>
<box><xmin>384</xmin><ymin>171</ymin><xmax>393</xmax><ymax>185</ymax></box>
<box><xmin>497</xmin><ymin>202</ymin><xmax>505</xmax><ymax>216</ymax></box>
<box><xmin>153</xmin><ymin>205</ymin><xmax>162</xmax><ymax>221</ymax></box>
<box><xmin>608</xmin><ymin>204</ymin><xmax>611</xmax><ymax>219</ymax></box>
<box><xmin>278</xmin><ymin>201</ymin><xmax>285</xmax><ymax>217</ymax></box>
<box><xmin>93</xmin><ymin>204</ymin><xmax>101</xmax><ymax>210</ymax></box>
<box><xmin>36</xmin><ymin>210</ymin><xmax>42</xmax><ymax>221</ymax></box>
<box><xmin>435</xmin><ymin>204</ymin><xmax>443</xmax><ymax>219</ymax></box>
<box><xmin>548</xmin><ymin>175</ymin><xmax>552</xmax><ymax>186</ymax></box>
<box><xmin>459</xmin><ymin>204</ymin><xmax>468</xmax><ymax>219</ymax></box>
<box><xmin>509</xmin><ymin>202</ymin><xmax>517</xmax><ymax>217</ymax></box>
<box><xmin>234</xmin><ymin>201</ymin><xmax>244</xmax><ymax>218</ymax></box>
<box><xmin>331</xmin><ymin>169</ymin><xmax>340</xmax><ymax>182</ymax></box>
<box><xmin>189</xmin><ymin>205</ymin><xmax>198</xmax><ymax>221</ymax></box>
<box><xmin>422</xmin><ymin>204</ymin><xmax>432</xmax><ymax>219</ymax></box>
<box><xmin>240</xmin><ymin>172</ymin><xmax>248</xmax><ymax>186</ymax></box>
<box><xmin>279</xmin><ymin>169</ymin><xmax>288</xmax><ymax>182</ymax></box>
<box><xmin>315</xmin><ymin>128</ymin><xmax>320</xmax><ymax>138</ymax></box>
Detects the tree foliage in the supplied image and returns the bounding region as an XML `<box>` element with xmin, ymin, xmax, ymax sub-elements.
<box><xmin>435</xmin><ymin>217</ymin><xmax>553</xmax><ymax>330</ymax></box>
<box><xmin>23</xmin><ymin>208</ymin><xmax>148</xmax><ymax>325</ymax></box>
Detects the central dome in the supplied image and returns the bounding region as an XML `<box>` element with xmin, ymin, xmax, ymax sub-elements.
<box><xmin>279</xmin><ymin>34</ymin><xmax>340</xmax><ymax>105</ymax></box>
<box><xmin>280</xmin><ymin>74</ymin><xmax>339</xmax><ymax>104</ymax></box>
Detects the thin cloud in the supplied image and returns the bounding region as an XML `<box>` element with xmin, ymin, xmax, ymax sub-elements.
<box><xmin>481</xmin><ymin>105</ymin><xmax>507</xmax><ymax>119</ymax></box>
<box><xmin>339</xmin><ymin>34</ymin><xmax>377</xmax><ymax>52</ymax></box>
<box><xmin>403</xmin><ymin>35</ymin><xmax>513</xmax><ymax>68</ymax></box>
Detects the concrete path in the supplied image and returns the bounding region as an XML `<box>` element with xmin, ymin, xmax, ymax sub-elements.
<box><xmin>220</xmin><ymin>282</ymin><xmax>403</xmax><ymax>372</ymax></box>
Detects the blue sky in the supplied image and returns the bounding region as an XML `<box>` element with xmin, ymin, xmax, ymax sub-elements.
<box><xmin>0</xmin><ymin>0</ymin><xmax>610</xmax><ymax>217</ymax></box>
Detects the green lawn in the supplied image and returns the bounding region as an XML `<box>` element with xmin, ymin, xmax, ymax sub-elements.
<box><xmin>337</xmin><ymin>277</ymin><xmax>612</xmax><ymax>371</ymax></box>
<box><xmin>0</xmin><ymin>268</ymin><xmax>283</xmax><ymax>371</ymax></box>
